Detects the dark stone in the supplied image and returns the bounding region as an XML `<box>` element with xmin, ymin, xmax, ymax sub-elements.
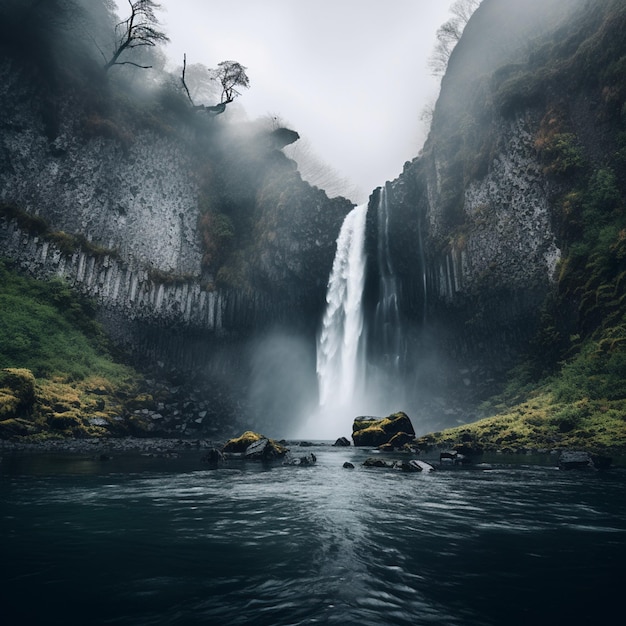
<box><xmin>363</xmin><ymin>457</ymin><xmax>395</xmax><ymax>468</ymax></box>
<box><xmin>380</xmin><ymin>431</ymin><xmax>415</xmax><ymax>449</ymax></box>
<box><xmin>269</xmin><ymin>127</ymin><xmax>300</xmax><ymax>149</ymax></box>
<box><xmin>440</xmin><ymin>450</ymin><xmax>468</xmax><ymax>464</ymax></box>
<box><xmin>299</xmin><ymin>441</ymin><xmax>314</xmax><ymax>447</ymax></box>
<box><xmin>559</xmin><ymin>450</ymin><xmax>608</xmax><ymax>470</ymax></box>
<box><xmin>245</xmin><ymin>437</ymin><xmax>270</xmax><ymax>458</ymax></box>
<box><xmin>283</xmin><ymin>452</ymin><xmax>317</xmax><ymax>466</ymax></box>
<box><xmin>221</xmin><ymin>432</ymin><xmax>288</xmax><ymax>461</ymax></box>
<box><xmin>400</xmin><ymin>460</ymin><xmax>423</xmax><ymax>472</ymax></box>
<box><xmin>343</xmin><ymin>461</ymin><xmax>355</xmax><ymax>469</ymax></box>
<box><xmin>591</xmin><ymin>454</ymin><xmax>612</xmax><ymax>470</ymax></box>
<box><xmin>333</xmin><ymin>437</ymin><xmax>351</xmax><ymax>447</ymax></box>
<box><xmin>202</xmin><ymin>447</ymin><xmax>225</xmax><ymax>469</ymax></box>
<box><xmin>245</xmin><ymin>437</ymin><xmax>287</xmax><ymax>461</ymax></box>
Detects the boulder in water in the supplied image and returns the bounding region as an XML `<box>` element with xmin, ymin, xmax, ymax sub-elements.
<box><xmin>363</xmin><ymin>457</ymin><xmax>397</xmax><ymax>468</ymax></box>
<box><xmin>363</xmin><ymin>457</ymin><xmax>435</xmax><ymax>472</ymax></box>
<box><xmin>402</xmin><ymin>459</ymin><xmax>435</xmax><ymax>472</ymax></box>
<box><xmin>222</xmin><ymin>431</ymin><xmax>287</xmax><ymax>461</ymax></box>
<box><xmin>352</xmin><ymin>412</ymin><xmax>416</xmax><ymax>447</ymax></box>
<box><xmin>283</xmin><ymin>452</ymin><xmax>317</xmax><ymax>466</ymax></box>
<box><xmin>559</xmin><ymin>450</ymin><xmax>599</xmax><ymax>470</ymax></box>
<box><xmin>377</xmin><ymin>431</ymin><xmax>416</xmax><ymax>451</ymax></box>
<box><xmin>202</xmin><ymin>447</ymin><xmax>225</xmax><ymax>469</ymax></box>
<box><xmin>333</xmin><ymin>437</ymin><xmax>351</xmax><ymax>447</ymax></box>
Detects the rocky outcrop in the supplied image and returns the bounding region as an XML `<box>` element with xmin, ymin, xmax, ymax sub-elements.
<box><xmin>360</xmin><ymin>0</ymin><xmax>617</xmax><ymax>422</ymax></box>
<box><xmin>0</xmin><ymin>215</ymin><xmax>225</xmax><ymax>330</ymax></box>
<box><xmin>0</xmin><ymin>50</ymin><xmax>351</xmax><ymax>372</ymax></box>
<box><xmin>0</xmin><ymin>61</ymin><xmax>203</xmax><ymax>276</ymax></box>
<box><xmin>362</xmin><ymin>458</ymin><xmax>435</xmax><ymax>472</ymax></box>
<box><xmin>222</xmin><ymin>431</ymin><xmax>288</xmax><ymax>461</ymax></box>
<box><xmin>352</xmin><ymin>412</ymin><xmax>416</xmax><ymax>448</ymax></box>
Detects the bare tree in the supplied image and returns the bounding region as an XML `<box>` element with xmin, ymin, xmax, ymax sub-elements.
<box><xmin>428</xmin><ymin>0</ymin><xmax>482</xmax><ymax>76</ymax></box>
<box><xmin>211</xmin><ymin>60</ymin><xmax>250</xmax><ymax>104</ymax></box>
<box><xmin>179</xmin><ymin>56</ymin><xmax>220</xmax><ymax>106</ymax></box>
<box><xmin>104</xmin><ymin>0</ymin><xmax>168</xmax><ymax>71</ymax></box>
<box><xmin>181</xmin><ymin>57</ymin><xmax>250</xmax><ymax>115</ymax></box>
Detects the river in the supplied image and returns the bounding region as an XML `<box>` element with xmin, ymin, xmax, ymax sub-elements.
<box><xmin>1</xmin><ymin>444</ymin><xmax>624</xmax><ymax>625</ymax></box>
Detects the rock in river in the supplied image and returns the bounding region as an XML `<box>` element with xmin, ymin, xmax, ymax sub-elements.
<box><xmin>352</xmin><ymin>412</ymin><xmax>416</xmax><ymax>447</ymax></box>
<box><xmin>222</xmin><ymin>431</ymin><xmax>288</xmax><ymax>461</ymax></box>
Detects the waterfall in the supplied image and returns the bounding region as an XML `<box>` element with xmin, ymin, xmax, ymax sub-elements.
<box><xmin>315</xmin><ymin>204</ymin><xmax>368</xmax><ymax>420</ymax></box>
<box><xmin>374</xmin><ymin>187</ymin><xmax>402</xmax><ymax>371</ymax></box>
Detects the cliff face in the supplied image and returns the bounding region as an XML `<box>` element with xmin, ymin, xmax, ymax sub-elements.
<box><xmin>367</xmin><ymin>0</ymin><xmax>626</xmax><ymax>420</ymax></box>
<box><xmin>0</xmin><ymin>57</ymin><xmax>351</xmax><ymax>343</ymax></box>
<box><xmin>0</xmin><ymin>61</ymin><xmax>202</xmax><ymax>277</ymax></box>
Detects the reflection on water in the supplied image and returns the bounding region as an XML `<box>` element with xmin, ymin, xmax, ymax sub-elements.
<box><xmin>1</xmin><ymin>446</ymin><xmax>625</xmax><ymax>625</ymax></box>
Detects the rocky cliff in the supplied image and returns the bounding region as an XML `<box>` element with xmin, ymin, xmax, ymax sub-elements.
<box><xmin>0</xmin><ymin>54</ymin><xmax>351</xmax><ymax>343</ymax></box>
<box><xmin>363</xmin><ymin>0</ymin><xmax>626</xmax><ymax>423</ymax></box>
<box><xmin>2</xmin><ymin>0</ymin><xmax>625</xmax><ymax>440</ymax></box>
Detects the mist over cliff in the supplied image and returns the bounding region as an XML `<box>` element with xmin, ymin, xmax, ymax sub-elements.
<box><xmin>1</xmin><ymin>0</ymin><xmax>625</xmax><ymax>444</ymax></box>
<box><xmin>363</xmin><ymin>0</ymin><xmax>626</xmax><ymax>434</ymax></box>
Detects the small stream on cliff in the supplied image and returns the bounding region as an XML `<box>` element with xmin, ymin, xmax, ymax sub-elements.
<box><xmin>1</xmin><ymin>446</ymin><xmax>625</xmax><ymax>625</ymax></box>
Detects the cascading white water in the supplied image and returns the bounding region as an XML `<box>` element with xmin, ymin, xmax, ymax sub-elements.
<box><xmin>299</xmin><ymin>197</ymin><xmax>406</xmax><ymax>440</ymax></box>
<box><xmin>316</xmin><ymin>204</ymin><xmax>368</xmax><ymax>412</ymax></box>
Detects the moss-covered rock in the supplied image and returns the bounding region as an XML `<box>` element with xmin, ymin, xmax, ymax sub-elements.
<box><xmin>0</xmin><ymin>417</ymin><xmax>38</xmax><ymax>437</ymax></box>
<box><xmin>352</xmin><ymin>412</ymin><xmax>416</xmax><ymax>447</ymax></box>
<box><xmin>222</xmin><ymin>430</ymin><xmax>288</xmax><ymax>459</ymax></box>
<box><xmin>0</xmin><ymin>368</ymin><xmax>36</xmax><ymax>418</ymax></box>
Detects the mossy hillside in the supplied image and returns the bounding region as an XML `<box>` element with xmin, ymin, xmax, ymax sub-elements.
<box><xmin>420</xmin><ymin>0</ymin><xmax>626</xmax><ymax>455</ymax></box>
<box><xmin>417</xmin><ymin>394</ymin><xmax>626</xmax><ymax>456</ymax></box>
<box><xmin>419</xmin><ymin>326</ymin><xmax>626</xmax><ymax>456</ymax></box>
<box><xmin>0</xmin><ymin>260</ymin><xmax>147</xmax><ymax>438</ymax></box>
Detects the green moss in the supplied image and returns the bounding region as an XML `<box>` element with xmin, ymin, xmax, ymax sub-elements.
<box><xmin>0</xmin><ymin>260</ymin><xmax>145</xmax><ymax>439</ymax></box>
<box><xmin>1</xmin><ymin>203</ymin><xmax>118</xmax><ymax>263</ymax></box>
<box><xmin>353</xmin><ymin>412</ymin><xmax>415</xmax><ymax>447</ymax></box>
<box><xmin>0</xmin><ymin>368</ymin><xmax>36</xmax><ymax>418</ymax></box>
<box><xmin>0</xmin><ymin>202</ymin><xmax>48</xmax><ymax>235</ymax></box>
<box><xmin>222</xmin><ymin>431</ymin><xmax>288</xmax><ymax>455</ymax></box>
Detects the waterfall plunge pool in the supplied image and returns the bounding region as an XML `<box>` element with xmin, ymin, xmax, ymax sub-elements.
<box><xmin>2</xmin><ymin>444</ymin><xmax>625</xmax><ymax>625</ymax></box>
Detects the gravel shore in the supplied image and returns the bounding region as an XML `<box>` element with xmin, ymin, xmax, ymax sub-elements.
<box><xmin>0</xmin><ymin>437</ymin><xmax>225</xmax><ymax>454</ymax></box>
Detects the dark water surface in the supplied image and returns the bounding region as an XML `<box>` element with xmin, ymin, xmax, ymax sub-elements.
<box><xmin>2</xmin><ymin>445</ymin><xmax>625</xmax><ymax>625</ymax></box>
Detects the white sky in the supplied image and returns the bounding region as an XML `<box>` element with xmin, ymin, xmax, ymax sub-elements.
<box><xmin>120</xmin><ymin>1</ymin><xmax>454</xmax><ymax>201</ymax></box>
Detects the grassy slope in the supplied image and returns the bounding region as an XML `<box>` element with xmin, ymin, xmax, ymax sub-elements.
<box><xmin>0</xmin><ymin>259</ymin><xmax>145</xmax><ymax>439</ymax></box>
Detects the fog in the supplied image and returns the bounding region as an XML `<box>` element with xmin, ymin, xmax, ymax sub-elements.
<box><xmin>111</xmin><ymin>0</ymin><xmax>454</xmax><ymax>202</ymax></box>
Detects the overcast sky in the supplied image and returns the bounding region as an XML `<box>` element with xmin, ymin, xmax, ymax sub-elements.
<box><xmin>120</xmin><ymin>1</ymin><xmax>454</xmax><ymax>202</ymax></box>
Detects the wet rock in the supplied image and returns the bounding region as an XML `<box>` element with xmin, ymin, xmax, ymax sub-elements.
<box><xmin>222</xmin><ymin>431</ymin><xmax>288</xmax><ymax>461</ymax></box>
<box><xmin>245</xmin><ymin>438</ymin><xmax>273</xmax><ymax>460</ymax></box>
<box><xmin>342</xmin><ymin>461</ymin><xmax>355</xmax><ymax>469</ymax></box>
<box><xmin>558</xmin><ymin>450</ymin><xmax>610</xmax><ymax>470</ymax></box>
<box><xmin>202</xmin><ymin>447</ymin><xmax>225</xmax><ymax>469</ymax></box>
<box><xmin>401</xmin><ymin>459</ymin><xmax>435</xmax><ymax>472</ymax></box>
<box><xmin>283</xmin><ymin>452</ymin><xmax>317</xmax><ymax>466</ymax></box>
<box><xmin>363</xmin><ymin>457</ymin><xmax>396</xmax><ymax>468</ymax></box>
<box><xmin>378</xmin><ymin>431</ymin><xmax>415</xmax><ymax>451</ymax></box>
<box><xmin>333</xmin><ymin>437</ymin><xmax>351</xmax><ymax>447</ymax></box>
<box><xmin>352</xmin><ymin>412</ymin><xmax>416</xmax><ymax>448</ymax></box>
<box><xmin>440</xmin><ymin>450</ymin><xmax>469</xmax><ymax>464</ymax></box>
